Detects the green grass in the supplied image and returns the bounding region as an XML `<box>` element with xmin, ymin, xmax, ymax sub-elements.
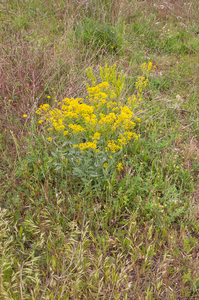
<box><xmin>1</xmin><ymin>0</ymin><xmax>199</xmax><ymax>299</ymax></box>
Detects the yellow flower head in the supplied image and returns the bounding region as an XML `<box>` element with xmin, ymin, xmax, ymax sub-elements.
<box><xmin>117</xmin><ymin>163</ymin><xmax>123</xmax><ymax>171</ymax></box>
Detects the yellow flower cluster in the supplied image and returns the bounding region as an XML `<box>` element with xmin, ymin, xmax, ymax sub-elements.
<box><xmin>141</xmin><ymin>62</ymin><xmax>156</xmax><ymax>77</ymax></box>
<box><xmin>105</xmin><ymin>140</ymin><xmax>122</xmax><ymax>153</ymax></box>
<box><xmin>92</xmin><ymin>132</ymin><xmax>101</xmax><ymax>140</ymax></box>
<box><xmin>73</xmin><ymin>141</ymin><xmax>97</xmax><ymax>151</ymax></box>
<box><xmin>117</xmin><ymin>163</ymin><xmax>123</xmax><ymax>171</ymax></box>
<box><xmin>134</xmin><ymin>62</ymin><xmax>155</xmax><ymax>96</ymax></box>
<box><xmin>68</xmin><ymin>124</ymin><xmax>84</xmax><ymax>134</ymax></box>
<box><xmin>36</xmin><ymin>63</ymin><xmax>154</xmax><ymax>155</ymax></box>
<box><xmin>135</xmin><ymin>76</ymin><xmax>149</xmax><ymax>94</ymax></box>
<box><xmin>87</xmin><ymin>82</ymin><xmax>117</xmax><ymax>108</ymax></box>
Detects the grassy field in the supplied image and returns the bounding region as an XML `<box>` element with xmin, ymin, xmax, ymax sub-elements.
<box><xmin>1</xmin><ymin>0</ymin><xmax>199</xmax><ymax>299</ymax></box>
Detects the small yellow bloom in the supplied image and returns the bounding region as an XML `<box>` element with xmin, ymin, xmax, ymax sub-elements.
<box><xmin>23</xmin><ymin>114</ymin><xmax>27</xmax><ymax>118</ymax></box>
<box><xmin>117</xmin><ymin>163</ymin><xmax>123</xmax><ymax>171</ymax></box>
<box><xmin>8</xmin><ymin>100</ymin><xmax>11</xmax><ymax>102</ymax></box>
<box><xmin>92</xmin><ymin>132</ymin><xmax>101</xmax><ymax>140</ymax></box>
<box><xmin>47</xmin><ymin>137</ymin><xmax>52</xmax><ymax>142</ymax></box>
<box><xmin>47</xmin><ymin>96</ymin><xmax>51</xmax><ymax>98</ymax></box>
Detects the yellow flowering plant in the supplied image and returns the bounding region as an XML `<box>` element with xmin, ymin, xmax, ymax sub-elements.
<box><xmin>36</xmin><ymin>63</ymin><xmax>154</xmax><ymax>189</ymax></box>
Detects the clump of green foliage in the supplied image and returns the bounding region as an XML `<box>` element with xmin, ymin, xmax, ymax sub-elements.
<box><xmin>75</xmin><ymin>17</ymin><xmax>125</xmax><ymax>53</ymax></box>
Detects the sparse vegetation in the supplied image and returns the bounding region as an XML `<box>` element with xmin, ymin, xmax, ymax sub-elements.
<box><xmin>1</xmin><ymin>0</ymin><xmax>199</xmax><ymax>299</ymax></box>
